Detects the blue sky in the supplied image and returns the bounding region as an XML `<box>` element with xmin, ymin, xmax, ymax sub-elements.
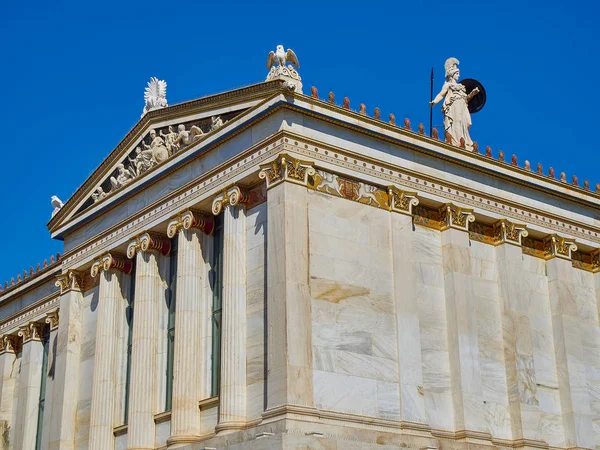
<box><xmin>0</xmin><ymin>0</ymin><xmax>598</xmax><ymax>283</ymax></box>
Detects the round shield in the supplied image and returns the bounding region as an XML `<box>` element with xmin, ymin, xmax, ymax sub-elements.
<box><xmin>460</xmin><ymin>78</ymin><xmax>486</xmax><ymax>114</ymax></box>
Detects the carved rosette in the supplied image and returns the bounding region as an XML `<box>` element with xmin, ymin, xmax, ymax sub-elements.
<box><xmin>18</xmin><ymin>322</ymin><xmax>44</xmax><ymax>343</ymax></box>
<box><xmin>211</xmin><ymin>185</ymin><xmax>249</xmax><ymax>216</ymax></box>
<box><xmin>258</xmin><ymin>153</ymin><xmax>316</xmax><ymax>189</ymax></box>
<box><xmin>167</xmin><ymin>210</ymin><xmax>215</xmax><ymax>238</ymax></box>
<box><xmin>45</xmin><ymin>310</ymin><xmax>60</xmax><ymax>331</ymax></box>
<box><xmin>90</xmin><ymin>253</ymin><xmax>132</xmax><ymax>277</ymax></box>
<box><xmin>55</xmin><ymin>270</ymin><xmax>83</xmax><ymax>295</ymax></box>
<box><xmin>127</xmin><ymin>232</ymin><xmax>171</xmax><ymax>259</ymax></box>
<box><xmin>439</xmin><ymin>203</ymin><xmax>475</xmax><ymax>231</ymax></box>
<box><xmin>493</xmin><ymin>219</ymin><xmax>528</xmax><ymax>246</ymax></box>
<box><xmin>387</xmin><ymin>186</ymin><xmax>419</xmax><ymax>215</ymax></box>
<box><xmin>0</xmin><ymin>335</ymin><xmax>19</xmax><ymax>354</ymax></box>
<box><xmin>544</xmin><ymin>234</ymin><xmax>577</xmax><ymax>260</ymax></box>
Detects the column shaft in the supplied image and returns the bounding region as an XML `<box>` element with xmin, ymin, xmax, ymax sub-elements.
<box><xmin>89</xmin><ymin>270</ymin><xmax>126</xmax><ymax>449</ymax></box>
<box><xmin>14</xmin><ymin>336</ymin><xmax>44</xmax><ymax>450</ymax></box>
<box><xmin>0</xmin><ymin>343</ymin><xmax>18</xmax><ymax>449</ymax></box>
<box><xmin>266</xmin><ymin>181</ymin><xmax>313</xmax><ymax>410</ymax></box>
<box><xmin>127</xmin><ymin>250</ymin><xmax>162</xmax><ymax>450</ymax></box>
<box><xmin>218</xmin><ymin>204</ymin><xmax>247</xmax><ymax>429</ymax></box>
<box><xmin>169</xmin><ymin>228</ymin><xmax>207</xmax><ymax>445</ymax></box>
<box><xmin>48</xmin><ymin>289</ymin><xmax>84</xmax><ymax>450</ymax></box>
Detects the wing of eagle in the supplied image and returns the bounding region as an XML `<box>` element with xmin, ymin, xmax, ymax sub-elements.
<box><xmin>266</xmin><ymin>51</ymin><xmax>276</xmax><ymax>70</ymax></box>
<box><xmin>144</xmin><ymin>77</ymin><xmax>167</xmax><ymax>103</ymax></box>
<box><xmin>286</xmin><ymin>49</ymin><xmax>300</xmax><ymax>68</ymax></box>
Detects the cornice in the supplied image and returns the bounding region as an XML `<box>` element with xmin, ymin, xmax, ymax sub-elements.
<box><xmin>48</xmin><ymin>80</ymin><xmax>289</xmax><ymax>233</ymax></box>
<box><xmin>0</xmin><ymin>293</ymin><xmax>59</xmax><ymax>335</ymax></box>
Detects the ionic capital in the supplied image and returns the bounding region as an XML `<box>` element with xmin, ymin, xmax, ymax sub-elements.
<box><xmin>0</xmin><ymin>334</ymin><xmax>19</xmax><ymax>354</ymax></box>
<box><xmin>387</xmin><ymin>186</ymin><xmax>419</xmax><ymax>216</ymax></box>
<box><xmin>212</xmin><ymin>185</ymin><xmax>248</xmax><ymax>215</ymax></box>
<box><xmin>439</xmin><ymin>203</ymin><xmax>475</xmax><ymax>232</ymax></box>
<box><xmin>258</xmin><ymin>153</ymin><xmax>316</xmax><ymax>189</ymax></box>
<box><xmin>18</xmin><ymin>322</ymin><xmax>44</xmax><ymax>343</ymax></box>
<box><xmin>167</xmin><ymin>210</ymin><xmax>215</xmax><ymax>238</ymax></box>
<box><xmin>592</xmin><ymin>249</ymin><xmax>600</xmax><ymax>273</ymax></box>
<box><xmin>493</xmin><ymin>219</ymin><xmax>528</xmax><ymax>246</ymax></box>
<box><xmin>544</xmin><ymin>234</ymin><xmax>577</xmax><ymax>260</ymax></box>
<box><xmin>91</xmin><ymin>253</ymin><xmax>132</xmax><ymax>277</ymax></box>
<box><xmin>45</xmin><ymin>310</ymin><xmax>60</xmax><ymax>331</ymax></box>
<box><xmin>127</xmin><ymin>232</ymin><xmax>171</xmax><ymax>259</ymax></box>
<box><xmin>55</xmin><ymin>270</ymin><xmax>83</xmax><ymax>294</ymax></box>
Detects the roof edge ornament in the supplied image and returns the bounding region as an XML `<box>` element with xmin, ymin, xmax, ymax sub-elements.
<box><xmin>266</xmin><ymin>44</ymin><xmax>302</xmax><ymax>94</ymax></box>
<box><xmin>142</xmin><ymin>77</ymin><xmax>168</xmax><ymax>118</ymax></box>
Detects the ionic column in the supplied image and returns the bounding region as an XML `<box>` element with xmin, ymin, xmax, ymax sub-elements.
<box><xmin>545</xmin><ymin>235</ymin><xmax>596</xmax><ymax>449</ymax></box>
<box><xmin>0</xmin><ymin>334</ymin><xmax>19</xmax><ymax>447</ymax></box>
<box><xmin>13</xmin><ymin>322</ymin><xmax>45</xmax><ymax>450</ymax></box>
<box><xmin>259</xmin><ymin>154</ymin><xmax>316</xmax><ymax>413</ymax></box>
<box><xmin>212</xmin><ymin>186</ymin><xmax>248</xmax><ymax>433</ymax></box>
<box><xmin>166</xmin><ymin>211</ymin><xmax>214</xmax><ymax>448</ymax></box>
<box><xmin>388</xmin><ymin>187</ymin><xmax>427</xmax><ymax>423</ymax></box>
<box><xmin>88</xmin><ymin>253</ymin><xmax>132</xmax><ymax>450</ymax></box>
<box><xmin>39</xmin><ymin>311</ymin><xmax>60</xmax><ymax>450</ymax></box>
<box><xmin>439</xmin><ymin>204</ymin><xmax>485</xmax><ymax>433</ymax></box>
<box><xmin>126</xmin><ymin>232</ymin><xmax>170</xmax><ymax>450</ymax></box>
<box><xmin>48</xmin><ymin>270</ymin><xmax>84</xmax><ymax>450</ymax></box>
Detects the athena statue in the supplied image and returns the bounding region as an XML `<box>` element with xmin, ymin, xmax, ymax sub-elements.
<box><xmin>430</xmin><ymin>57</ymin><xmax>480</xmax><ymax>148</ymax></box>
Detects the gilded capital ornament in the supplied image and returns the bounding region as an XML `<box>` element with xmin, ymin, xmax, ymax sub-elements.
<box><xmin>55</xmin><ymin>270</ymin><xmax>83</xmax><ymax>294</ymax></box>
<box><xmin>493</xmin><ymin>219</ymin><xmax>528</xmax><ymax>246</ymax></box>
<box><xmin>592</xmin><ymin>249</ymin><xmax>600</xmax><ymax>273</ymax></box>
<box><xmin>387</xmin><ymin>186</ymin><xmax>419</xmax><ymax>215</ymax></box>
<box><xmin>127</xmin><ymin>232</ymin><xmax>171</xmax><ymax>259</ymax></box>
<box><xmin>0</xmin><ymin>335</ymin><xmax>19</xmax><ymax>354</ymax></box>
<box><xmin>439</xmin><ymin>203</ymin><xmax>475</xmax><ymax>231</ymax></box>
<box><xmin>167</xmin><ymin>209</ymin><xmax>215</xmax><ymax>238</ymax></box>
<box><xmin>18</xmin><ymin>322</ymin><xmax>44</xmax><ymax>343</ymax></box>
<box><xmin>258</xmin><ymin>153</ymin><xmax>316</xmax><ymax>189</ymax></box>
<box><xmin>211</xmin><ymin>185</ymin><xmax>248</xmax><ymax>215</ymax></box>
<box><xmin>544</xmin><ymin>234</ymin><xmax>577</xmax><ymax>260</ymax></box>
<box><xmin>90</xmin><ymin>253</ymin><xmax>132</xmax><ymax>277</ymax></box>
<box><xmin>45</xmin><ymin>310</ymin><xmax>60</xmax><ymax>331</ymax></box>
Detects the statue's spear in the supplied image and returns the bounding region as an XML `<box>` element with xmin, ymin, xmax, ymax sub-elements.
<box><xmin>429</xmin><ymin>67</ymin><xmax>434</xmax><ymax>137</ymax></box>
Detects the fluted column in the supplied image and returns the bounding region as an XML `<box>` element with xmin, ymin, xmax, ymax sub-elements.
<box><xmin>126</xmin><ymin>232</ymin><xmax>170</xmax><ymax>450</ymax></box>
<box><xmin>88</xmin><ymin>254</ymin><xmax>132</xmax><ymax>450</ymax></box>
<box><xmin>0</xmin><ymin>334</ymin><xmax>19</xmax><ymax>448</ymax></box>
<box><xmin>212</xmin><ymin>186</ymin><xmax>247</xmax><ymax>433</ymax></box>
<box><xmin>13</xmin><ymin>322</ymin><xmax>45</xmax><ymax>450</ymax></box>
<box><xmin>259</xmin><ymin>155</ymin><xmax>317</xmax><ymax>413</ymax></box>
<box><xmin>166</xmin><ymin>211</ymin><xmax>214</xmax><ymax>448</ymax></box>
<box><xmin>48</xmin><ymin>270</ymin><xmax>84</xmax><ymax>450</ymax></box>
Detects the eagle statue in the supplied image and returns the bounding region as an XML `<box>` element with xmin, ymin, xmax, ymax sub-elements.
<box><xmin>266</xmin><ymin>45</ymin><xmax>300</xmax><ymax>70</ymax></box>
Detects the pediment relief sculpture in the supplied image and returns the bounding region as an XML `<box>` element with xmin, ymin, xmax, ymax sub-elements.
<box><xmin>82</xmin><ymin>112</ymin><xmax>237</xmax><ymax>214</ymax></box>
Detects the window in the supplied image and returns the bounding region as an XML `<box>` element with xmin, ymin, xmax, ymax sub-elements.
<box><xmin>211</xmin><ymin>214</ymin><xmax>224</xmax><ymax>397</ymax></box>
<box><xmin>123</xmin><ymin>263</ymin><xmax>136</xmax><ymax>424</ymax></box>
<box><xmin>165</xmin><ymin>237</ymin><xmax>178</xmax><ymax>411</ymax></box>
<box><xmin>34</xmin><ymin>324</ymin><xmax>50</xmax><ymax>450</ymax></box>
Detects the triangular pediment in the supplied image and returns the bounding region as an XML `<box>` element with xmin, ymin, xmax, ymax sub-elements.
<box><xmin>48</xmin><ymin>80</ymin><xmax>289</xmax><ymax>239</ymax></box>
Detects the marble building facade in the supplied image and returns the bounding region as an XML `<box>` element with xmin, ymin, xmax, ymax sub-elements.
<box><xmin>1</xmin><ymin>69</ymin><xmax>600</xmax><ymax>450</ymax></box>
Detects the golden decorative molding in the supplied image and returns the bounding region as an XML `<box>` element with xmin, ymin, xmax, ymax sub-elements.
<box><xmin>387</xmin><ymin>186</ymin><xmax>419</xmax><ymax>215</ymax></box>
<box><xmin>493</xmin><ymin>219</ymin><xmax>528</xmax><ymax>246</ymax></box>
<box><xmin>45</xmin><ymin>310</ymin><xmax>59</xmax><ymax>332</ymax></box>
<box><xmin>55</xmin><ymin>270</ymin><xmax>83</xmax><ymax>294</ymax></box>
<box><xmin>211</xmin><ymin>185</ymin><xmax>248</xmax><ymax>215</ymax></box>
<box><xmin>0</xmin><ymin>335</ymin><xmax>19</xmax><ymax>354</ymax></box>
<box><xmin>18</xmin><ymin>322</ymin><xmax>44</xmax><ymax>343</ymax></box>
<box><xmin>90</xmin><ymin>253</ymin><xmax>132</xmax><ymax>277</ymax></box>
<box><xmin>439</xmin><ymin>203</ymin><xmax>475</xmax><ymax>232</ymax></box>
<box><xmin>258</xmin><ymin>153</ymin><xmax>316</xmax><ymax>189</ymax></box>
<box><xmin>543</xmin><ymin>234</ymin><xmax>577</xmax><ymax>260</ymax></box>
<box><xmin>126</xmin><ymin>232</ymin><xmax>171</xmax><ymax>259</ymax></box>
<box><xmin>166</xmin><ymin>209</ymin><xmax>215</xmax><ymax>238</ymax></box>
